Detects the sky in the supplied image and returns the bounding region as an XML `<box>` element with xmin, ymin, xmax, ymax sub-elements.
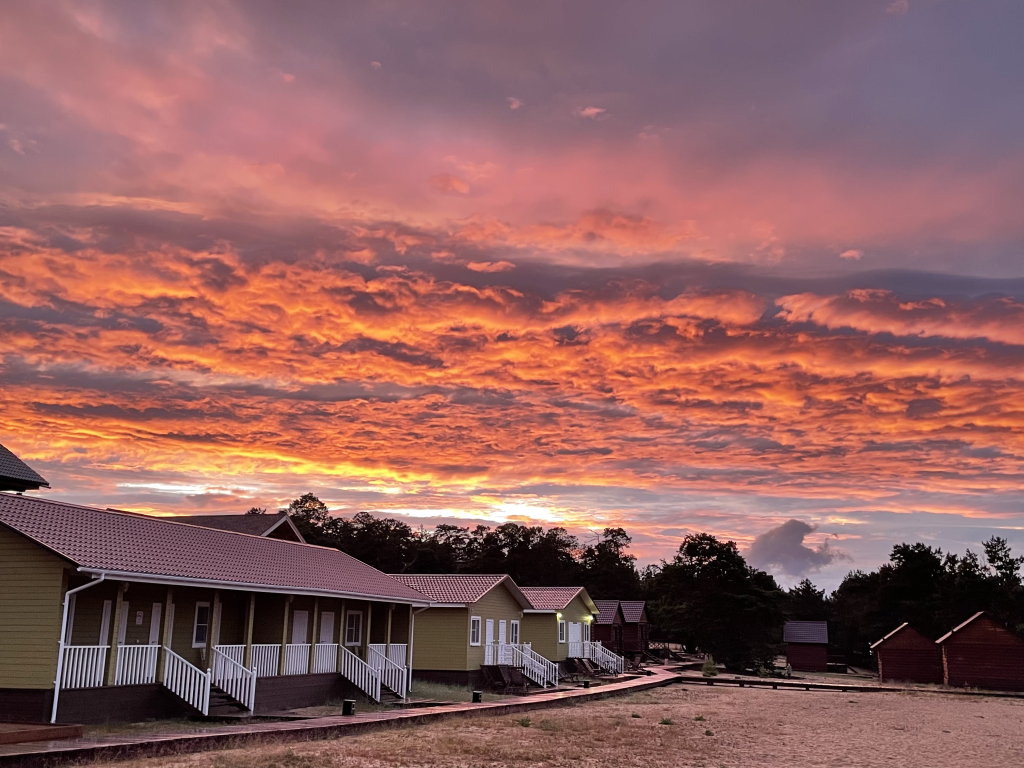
<box><xmin>1</xmin><ymin>1</ymin><xmax>1022</xmax><ymax>589</ymax></box>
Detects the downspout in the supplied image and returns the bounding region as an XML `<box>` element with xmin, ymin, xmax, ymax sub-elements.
<box><xmin>51</xmin><ymin>573</ymin><xmax>106</xmax><ymax>723</ymax></box>
<box><xmin>407</xmin><ymin>606</ymin><xmax>429</xmax><ymax>693</ymax></box>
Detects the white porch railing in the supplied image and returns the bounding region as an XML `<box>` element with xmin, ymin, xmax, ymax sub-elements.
<box><xmin>212</xmin><ymin>647</ymin><xmax>256</xmax><ymax>711</ymax></box>
<box><xmin>340</xmin><ymin>645</ymin><xmax>381</xmax><ymax>701</ymax></box>
<box><xmin>162</xmin><ymin>647</ymin><xmax>210</xmax><ymax>715</ymax></box>
<box><xmin>60</xmin><ymin>645</ymin><xmax>108</xmax><ymax>689</ymax></box>
<box><xmin>313</xmin><ymin>643</ymin><xmax>339</xmax><ymax>674</ymax></box>
<box><xmin>251</xmin><ymin>644</ymin><xmax>280</xmax><ymax>677</ymax></box>
<box><xmin>576</xmin><ymin>640</ymin><xmax>624</xmax><ymax>675</ymax></box>
<box><xmin>368</xmin><ymin>645</ymin><xmax>407</xmax><ymax>698</ymax></box>
<box><xmin>568</xmin><ymin>640</ymin><xmax>585</xmax><ymax>659</ymax></box>
<box><xmin>511</xmin><ymin>644</ymin><xmax>558</xmax><ymax>687</ymax></box>
<box><xmin>283</xmin><ymin>643</ymin><xmax>311</xmax><ymax>675</ymax></box>
<box><xmin>216</xmin><ymin>644</ymin><xmax>246</xmax><ymax>666</ymax></box>
<box><xmin>368</xmin><ymin>643</ymin><xmax>408</xmax><ymax>667</ymax></box>
<box><xmin>115</xmin><ymin>644</ymin><xmax>159</xmax><ymax>685</ymax></box>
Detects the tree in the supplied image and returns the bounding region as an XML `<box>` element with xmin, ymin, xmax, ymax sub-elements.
<box><xmin>984</xmin><ymin>537</ymin><xmax>1024</xmax><ymax>587</ymax></box>
<box><xmin>281</xmin><ymin>493</ymin><xmax>333</xmax><ymax>545</ymax></box>
<box><xmin>579</xmin><ymin>528</ymin><xmax>641</xmax><ymax>599</ymax></box>
<box><xmin>245</xmin><ymin>506</ymin><xmax>267</xmax><ymax>515</ymax></box>
<box><xmin>645</xmin><ymin>533</ymin><xmax>785</xmax><ymax>670</ymax></box>
<box><xmin>786</xmin><ymin>579</ymin><xmax>831</xmax><ymax>622</ymax></box>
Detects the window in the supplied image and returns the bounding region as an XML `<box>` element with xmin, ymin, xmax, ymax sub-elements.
<box><xmin>558</xmin><ymin>619</ymin><xmax>566</xmax><ymax>643</ymax></box>
<box><xmin>469</xmin><ymin>616</ymin><xmax>482</xmax><ymax>646</ymax></box>
<box><xmin>192</xmin><ymin>602</ymin><xmax>210</xmax><ymax>648</ymax></box>
<box><xmin>510</xmin><ymin>620</ymin><xmax>520</xmax><ymax>645</ymax></box>
<box><xmin>583</xmin><ymin>621</ymin><xmax>590</xmax><ymax>642</ymax></box>
<box><xmin>344</xmin><ymin>611</ymin><xmax>363</xmax><ymax>646</ymax></box>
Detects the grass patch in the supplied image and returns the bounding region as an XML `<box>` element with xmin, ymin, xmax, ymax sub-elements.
<box><xmin>659</xmin><ymin>717</ymin><xmax>674</xmax><ymax>725</ymax></box>
<box><xmin>631</xmin><ymin>713</ymin><xmax>641</xmax><ymax>718</ymax></box>
<box><xmin>694</xmin><ymin>715</ymin><xmax>706</xmax><ymax>722</ymax></box>
<box><xmin>515</xmin><ymin>716</ymin><xmax>532</xmax><ymax>728</ymax></box>
<box><xmin>705</xmin><ymin>729</ymin><xmax>715</xmax><ymax>736</ymax></box>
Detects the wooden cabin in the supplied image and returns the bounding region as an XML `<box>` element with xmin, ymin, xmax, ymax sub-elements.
<box><xmin>783</xmin><ymin>621</ymin><xmax>828</xmax><ymax>672</ymax></box>
<box><xmin>390</xmin><ymin>575</ymin><xmax>534</xmax><ymax>687</ymax></box>
<box><xmin>0</xmin><ymin>493</ymin><xmax>429</xmax><ymax>724</ymax></box>
<box><xmin>870</xmin><ymin>623</ymin><xmax>942</xmax><ymax>684</ymax></box>
<box><xmin>619</xmin><ymin>600</ymin><xmax>650</xmax><ymax>653</ymax></box>
<box><xmin>591</xmin><ymin>600</ymin><xmax>626</xmax><ymax>652</ymax></box>
<box><xmin>520</xmin><ymin>587</ymin><xmax>624</xmax><ymax>675</ymax></box>
<box><xmin>171</xmin><ymin>512</ymin><xmax>306</xmax><ymax>543</ymax></box>
<box><xmin>936</xmin><ymin>612</ymin><xmax>1024</xmax><ymax>691</ymax></box>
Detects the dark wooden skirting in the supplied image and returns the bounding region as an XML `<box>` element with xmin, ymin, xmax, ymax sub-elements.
<box><xmin>0</xmin><ymin>692</ymin><xmax>50</xmax><ymax>726</ymax></box>
<box><xmin>407</xmin><ymin>670</ymin><xmax>476</xmax><ymax>689</ymax></box>
<box><xmin>254</xmin><ymin>674</ymin><xmax>364</xmax><ymax>714</ymax></box>
<box><xmin>58</xmin><ymin>685</ymin><xmax>193</xmax><ymax>725</ymax></box>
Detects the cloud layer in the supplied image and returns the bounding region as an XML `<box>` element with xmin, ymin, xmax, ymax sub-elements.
<box><xmin>0</xmin><ymin>1</ymin><xmax>1022</xmax><ymax>586</ymax></box>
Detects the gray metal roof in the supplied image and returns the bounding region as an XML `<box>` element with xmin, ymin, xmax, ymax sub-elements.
<box><xmin>0</xmin><ymin>444</ymin><xmax>49</xmax><ymax>491</ymax></box>
<box><xmin>784</xmin><ymin>620</ymin><xmax>828</xmax><ymax>644</ymax></box>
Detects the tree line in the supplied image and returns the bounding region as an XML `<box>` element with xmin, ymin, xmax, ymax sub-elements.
<box><xmin>258</xmin><ymin>494</ymin><xmax>1024</xmax><ymax>670</ymax></box>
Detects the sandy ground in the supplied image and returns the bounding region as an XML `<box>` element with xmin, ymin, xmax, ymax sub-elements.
<box><xmin>93</xmin><ymin>683</ymin><xmax>1024</xmax><ymax>768</ymax></box>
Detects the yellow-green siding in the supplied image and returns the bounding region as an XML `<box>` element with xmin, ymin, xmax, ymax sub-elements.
<box><xmin>521</xmin><ymin>594</ymin><xmax>595</xmax><ymax>661</ymax></box>
<box><xmin>0</xmin><ymin>525</ymin><xmax>66</xmax><ymax>689</ymax></box>
<box><xmin>466</xmin><ymin>585</ymin><xmax>524</xmax><ymax>669</ymax></box>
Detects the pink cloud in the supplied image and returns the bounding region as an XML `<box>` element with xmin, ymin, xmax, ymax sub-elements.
<box><xmin>429</xmin><ymin>173</ymin><xmax>470</xmax><ymax>194</ymax></box>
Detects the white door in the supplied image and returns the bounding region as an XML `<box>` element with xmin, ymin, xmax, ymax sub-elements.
<box><xmin>319</xmin><ymin>611</ymin><xmax>336</xmax><ymax>644</ymax></box>
<box><xmin>484</xmin><ymin>619</ymin><xmax>495</xmax><ymax>663</ymax></box>
<box><xmin>498</xmin><ymin>620</ymin><xmax>507</xmax><ymax>644</ymax></box>
<box><xmin>568</xmin><ymin>622</ymin><xmax>582</xmax><ymax>643</ymax></box>
<box><xmin>485</xmin><ymin>619</ymin><xmax>495</xmax><ymax>645</ymax></box>
<box><xmin>148</xmin><ymin>603</ymin><xmax>162</xmax><ymax>644</ymax></box>
<box><xmin>292</xmin><ymin>610</ymin><xmax>309</xmax><ymax>644</ymax></box>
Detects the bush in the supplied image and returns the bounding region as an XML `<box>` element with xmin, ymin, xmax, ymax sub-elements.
<box><xmin>515</xmin><ymin>716</ymin><xmax>531</xmax><ymax>727</ymax></box>
<box><xmin>659</xmin><ymin>717</ymin><xmax>674</xmax><ymax>725</ymax></box>
<box><xmin>701</xmin><ymin>655</ymin><xmax>719</xmax><ymax>677</ymax></box>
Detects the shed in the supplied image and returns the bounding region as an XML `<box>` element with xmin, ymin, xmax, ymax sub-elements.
<box><xmin>591</xmin><ymin>600</ymin><xmax>625</xmax><ymax>652</ymax></box>
<box><xmin>936</xmin><ymin>612</ymin><xmax>1024</xmax><ymax>692</ymax></box>
<box><xmin>784</xmin><ymin>621</ymin><xmax>828</xmax><ymax>672</ymax></box>
<box><xmin>870</xmin><ymin>623</ymin><xmax>942</xmax><ymax>684</ymax></box>
<box><xmin>619</xmin><ymin>600</ymin><xmax>650</xmax><ymax>653</ymax></box>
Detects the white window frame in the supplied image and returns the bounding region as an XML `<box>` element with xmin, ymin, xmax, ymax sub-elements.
<box><xmin>510</xmin><ymin>619</ymin><xmax>520</xmax><ymax>645</ymax></box>
<box><xmin>192</xmin><ymin>602</ymin><xmax>211</xmax><ymax>648</ymax></box>
<box><xmin>583</xmin><ymin>621</ymin><xmax>591</xmax><ymax>642</ymax></box>
<box><xmin>558</xmin><ymin>619</ymin><xmax>567</xmax><ymax>643</ymax></box>
<box><xmin>344</xmin><ymin>610</ymin><xmax>363</xmax><ymax>647</ymax></box>
<box><xmin>469</xmin><ymin>616</ymin><xmax>482</xmax><ymax>646</ymax></box>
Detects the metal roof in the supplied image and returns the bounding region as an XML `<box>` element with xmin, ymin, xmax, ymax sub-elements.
<box><xmin>783</xmin><ymin>620</ymin><xmax>829</xmax><ymax>644</ymax></box>
<box><xmin>593</xmin><ymin>600</ymin><xmax>622</xmax><ymax>625</ymax></box>
<box><xmin>0</xmin><ymin>493</ymin><xmax>428</xmax><ymax>604</ymax></box>
<box><xmin>520</xmin><ymin>586</ymin><xmax>598</xmax><ymax>614</ymax></box>
<box><xmin>0</xmin><ymin>444</ymin><xmax>49</xmax><ymax>492</ymax></box>
<box><xmin>391</xmin><ymin>574</ymin><xmax>532</xmax><ymax>608</ymax></box>
<box><xmin>620</xmin><ymin>600</ymin><xmax>647</xmax><ymax>623</ymax></box>
<box><xmin>171</xmin><ymin>512</ymin><xmax>305</xmax><ymax>543</ymax></box>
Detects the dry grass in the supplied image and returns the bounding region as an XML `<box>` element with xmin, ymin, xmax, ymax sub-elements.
<box><xmin>90</xmin><ymin>684</ymin><xmax>1024</xmax><ymax>768</ymax></box>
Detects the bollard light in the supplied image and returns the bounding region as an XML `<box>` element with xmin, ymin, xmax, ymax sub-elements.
<box><xmin>342</xmin><ymin>699</ymin><xmax>356</xmax><ymax>716</ymax></box>
<box><xmin>472</xmin><ymin>690</ymin><xmax>483</xmax><ymax>703</ymax></box>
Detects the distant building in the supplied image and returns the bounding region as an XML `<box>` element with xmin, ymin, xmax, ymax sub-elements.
<box><xmin>0</xmin><ymin>443</ymin><xmax>48</xmax><ymax>493</ymax></box>
<box><xmin>936</xmin><ymin>612</ymin><xmax>1024</xmax><ymax>691</ymax></box>
<box><xmin>172</xmin><ymin>512</ymin><xmax>306</xmax><ymax>543</ymax></box>
<box><xmin>870</xmin><ymin>623</ymin><xmax>942</xmax><ymax>684</ymax></box>
<box><xmin>590</xmin><ymin>599</ymin><xmax>649</xmax><ymax>655</ymax></box>
<box><xmin>784</xmin><ymin>621</ymin><xmax>828</xmax><ymax>672</ymax></box>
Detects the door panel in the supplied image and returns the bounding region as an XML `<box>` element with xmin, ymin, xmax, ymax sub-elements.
<box><xmin>498</xmin><ymin>620</ymin><xmax>507</xmax><ymax>644</ymax></box>
<box><xmin>292</xmin><ymin>610</ymin><xmax>309</xmax><ymax>643</ymax></box>
<box><xmin>319</xmin><ymin>611</ymin><xmax>336</xmax><ymax>644</ymax></box>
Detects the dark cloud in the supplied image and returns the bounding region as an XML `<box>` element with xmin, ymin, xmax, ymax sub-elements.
<box><xmin>746</xmin><ymin>519</ymin><xmax>850</xmax><ymax>577</ymax></box>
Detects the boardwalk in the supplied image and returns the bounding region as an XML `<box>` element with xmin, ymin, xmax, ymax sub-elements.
<box><xmin>0</xmin><ymin>669</ymin><xmax>676</xmax><ymax>767</ymax></box>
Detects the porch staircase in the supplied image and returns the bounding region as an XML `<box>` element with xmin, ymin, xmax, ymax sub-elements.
<box><xmin>205</xmin><ymin>685</ymin><xmax>251</xmax><ymax>717</ymax></box>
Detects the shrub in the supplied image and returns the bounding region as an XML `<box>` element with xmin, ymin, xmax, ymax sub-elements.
<box><xmin>516</xmin><ymin>716</ymin><xmax>531</xmax><ymax>727</ymax></box>
<box><xmin>701</xmin><ymin>655</ymin><xmax>719</xmax><ymax>677</ymax></box>
<box><xmin>659</xmin><ymin>717</ymin><xmax>674</xmax><ymax>725</ymax></box>
<box><xmin>693</xmin><ymin>715</ymin><xmax>706</xmax><ymax>722</ymax></box>
<box><xmin>631</xmin><ymin>713</ymin><xmax>641</xmax><ymax>718</ymax></box>
<box><xmin>704</xmin><ymin>729</ymin><xmax>714</xmax><ymax>736</ymax></box>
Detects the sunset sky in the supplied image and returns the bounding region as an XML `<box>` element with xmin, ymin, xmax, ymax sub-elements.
<box><xmin>1</xmin><ymin>1</ymin><xmax>1022</xmax><ymax>588</ymax></box>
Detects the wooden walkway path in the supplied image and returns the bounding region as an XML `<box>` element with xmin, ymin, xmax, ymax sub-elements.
<box><xmin>0</xmin><ymin>669</ymin><xmax>677</xmax><ymax>767</ymax></box>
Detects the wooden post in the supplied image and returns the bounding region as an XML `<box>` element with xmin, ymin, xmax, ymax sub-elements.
<box><xmin>309</xmin><ymin>597</ymin><xmax>320</xmax><ymax>672</ymax></box>
<box><xmin>156</xmin><ymin>586</ymin><xmax>174</xmax><ymax>680</ymax></box>
<box><xmin>279</xmin><ymin>596</ymin><xmax>292</xmax><ymax>676</ymax></box>
<box><xmin>363</xmin><ymin>602</ymin><xmax>373</xmax><ymax>660</ymax></box>
<box><xmin>385</xmin><ymin>603</ymin><xmax>394</xmax><ymax>658</ymax></box>
<box><xmin>406</xmin><ymin>605</ymin><xmax>413</xmax><ymax>665</ymax></box>
<box><xmin>104</xmin><ymin>582</ymin><xmax>127</xmax><ymax>685</ymax></box>
<box><xmin>243</xmin><ymin>593</ymin><xmax>255</xmax><ymax>669</ymax></box>
<box><xmin>337</xmin><ymin>599</ymin><xmax>346</xmax><ymax>669</ymax></box>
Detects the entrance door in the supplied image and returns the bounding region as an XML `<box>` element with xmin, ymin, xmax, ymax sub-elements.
<box><xmin>568</xmin><ymin>622</ymin><xmax>582</xmax><ymax>643</ymax></box>
<box><xmin>498</xmin><ymin>620</ymin><xmax>507</xmax><ymax>644</ymax></box>
<box><xmin>292</xmin><ymin>610</ymin><xmax>309</xmax><ymax>644</ymax></box>
<box><xmin>484</xmin><ymin>619</ymin><xmax>495</xmax><ymax>664</ymax></box>
<box><xmin>319</xmin><ymin>611</ymin><xmax>336</xmax><ymax>644</ymax></box>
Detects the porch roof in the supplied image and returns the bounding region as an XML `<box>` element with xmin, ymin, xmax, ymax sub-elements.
<box><xmin>0</xmin><ymin>493</ymin><xmax>429</xmax><ymax>604</ymax></box>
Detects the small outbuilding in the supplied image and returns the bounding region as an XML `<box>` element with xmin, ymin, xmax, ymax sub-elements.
<box><xmin>784</xmin><ymin>621</ymin><xmax>828</xmax><ymax>672</ymax></box>
<box><xmin>870</xmin><ymin>623</ymin><xmax>942</xmax><ymax>684</ymax></box>
<box><xmin>936</xmin><ymin>611</ymin><xmax>1024</xmax><ymax>692</ymax></box>
<box><xmin>591</xmin><ymin>600</ymin><xmax>625</xmax><ymax>652</ymax></box>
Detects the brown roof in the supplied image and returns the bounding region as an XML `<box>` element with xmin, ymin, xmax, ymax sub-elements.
<box><xmin>936</xmin><ymin>611</ymin><xmax>986</xmax><ymax>644</ymax></box>
<box><xmin>784</xmin><ymin>621</ymin><xmax>829</xmax><ymax>644</ymax></box>
<box><xmin>0</xmin><ymin>493</ymin><xmax>428</xmax><ymax>604</ymax></box>
<box><xmin>593</xmin><ymin>599</ymin><xmax>622</xmax><ymax>625</ymax></box>
<box><xmin>171</xmin><ymin>512</ymin><xmax>305</xmax><ymax>543</ymax></box>
<box><xmin>391</xmin><ymin>574</ymin><xmax>531</xmax><ymax>608</ymax></box>
<box><xmin>620</xmin><ymin>600</ymin><xmax>647</xmax><ymax>624</ymax></box>
<box><xmin>870</xmin><ymin>622</ymin><xmax>911</xmax><ymax>650</ymax></box>
<box><xmin>520</xmin><ymin>586</ymin><xmax>598</xmax><ymax>614</ymax></box>
<box><xmin>0</xmin><ymin>443</ymin><xmax>49</xmax><ymax>492</ymax></box>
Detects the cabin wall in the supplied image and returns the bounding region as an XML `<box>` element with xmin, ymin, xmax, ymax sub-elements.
<box><xmin>410</xmin><ymin>608</ymin><xmax>469</xmax><ymax>671</ymax></box>
<box><xmin>466</xmin><ymin>587</ymin><xmax>525</xmax><ymax>669</ymax></box>
<box><xmin>0</xmin><ymin>526</ymin><xmax>66</xmax><ymax>689</ymax></box>
<box><xmin>786</xmin><ymin>642</ymin><xmax>828</xmax><ymax>672</ymax></box>
<box><xmin>942</xmin><ymin>617</ymin><xmax>1024</xmax><ymax>691</ymax></box>
<box><xmin>521</xmin><ymin>614</ymin><xmax>557</xmax><ymax>660</ymax></box>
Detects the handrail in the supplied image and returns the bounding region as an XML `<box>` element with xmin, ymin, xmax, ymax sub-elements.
<box><xmin>283</xmin><ymin>643</ymin><xmax>311</xmax><ymax>675</ymax></box>
<box><xmin>215</xmin><ymin>644</ymin><xmax>245</xmax><ymax>666</ymax></box>
<box><xmin>368</xmin><ymin>645</ymin><xmax>407</xmax><ymax>699</ymax></box>
<box><xmin>212</xmin><ymin>647</ymin><xmax>256</xmax><ymax>711</ymax></box>
<box><xmin>313</xmin><ymin>643</ymin><xmax>339</xmax><ymax>674</ymax></box>
<box><xmin>250</xmin><ymin>644</ymin><xmax>280</xmax><ymax>677</ymax></box>
<box><xmin>340</xmin><ymin>645</ymin><xmax>381</xmax><ymax>701</ymax></box>
<box><xmin>162</xmin><ymin>647</ymin><xmax>210</xmax><ymax>715</ymax></box>
<box><xmin>60</xmin><ymin>645</ymin><xmax>109</xmax><ymax>690</ymax></box>
<box><xmin>586</xmin><ymin>641</ymin><xmax>625</xmax><ymax>675</ymax></box>
<box><xmin>115</xmin><ymin>644</ymin><xmax>159</xmax><ymax>685</ymax></box>
<box><xmin>368</xmin><ymin>643</ymin><xmax>408</xmax><ymax>667</ymax></box>
<box><xmin>519</xmin><ymin>644</ymin><xmax>558</xmax><ymax>688</ymax></box>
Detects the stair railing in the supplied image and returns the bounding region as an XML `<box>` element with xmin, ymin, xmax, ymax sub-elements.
<box><xmin>162</xmin><ymin>647</ymin><xmax>211</xmax><ymax>715</ymax></box>
<box><xmin>368</xmin><ymin>645</ymin><xmax>407</xmax><ymax>699</ymax></box>
<box><xmin>211</xmin><ymin>646</ymin><xmax>256</xmax><ymax>712</ymax></box>
<box><xmin>340</xmin><ymin>645</ymin><xmax>381</xmax><ymax>701</ymax></box>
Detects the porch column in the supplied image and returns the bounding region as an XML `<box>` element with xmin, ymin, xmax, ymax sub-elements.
<box><xmin>278</xmin><ymin>596</ymin><xmax>292</xmax><ymax>676</ymax></box>
<box><xmin>406</xmin><ymin>605</ymin><xmax>413</xmax><ymax>667</ymax></box>
<box><xmin>308</xmin><ymin>597</ymin><xmax>320</xmax><ymax>672</ymax></box>
<box><xmin>205</xmin><ymin>590</ymin><xmax>221</xmax><ymax>666</ymax></box>
<box><xmin>243</xmin><ymin>593</ymin><xmax>255</xmax><ymax>669</ymax></box>
<box><xmin>104</xmin><ymin>581</ymin><xmax>127</xmax><ymax>685</ymax></box>
<box><xmin>337</xmin><ymin>599</ymin><xmax>346</xmax><ymax>669</ymax></box>
<box><xmin>156</xmin><ymin>586</ymin><xmax>174</xmax><ymax>680</ymax></box>
<box><xmin>385</xmin><ymin>603</ymin><xmax>394</xmax><ymax>657</ymax></box>
<box><xmin>363</xmin><ymin>603</ymin><xmax>373</xmax><ymax>660</ymax></box>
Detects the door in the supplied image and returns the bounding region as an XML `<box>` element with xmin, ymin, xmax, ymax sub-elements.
<box><xmin>484</xmin><ymin>619</ymin><xmax>495</xmax><ymax>664</ymax></box>
<box><xmin>498</xmin><ymin>620</ymin><xmax>507</xmax><ymax>644</ymax></box>
<box><xmin>148</xmin><ymin>603</ymin><xmax>162</xmax><ymax>644</ymax></box>
<box><xmin>319</xmin><ymin>611</ymin><xmax>336</xmax><ymax>644</ymax></box>
<box><xmin>568</xmin><ymin>621</ymin><xmax>582</xmax><ymax>655</ymax></box>
<box><xmin>99</xmin><ymin>600</ymin><xmax>112</xmax><ymax>644</ymax></box>
<box><xmin>292</xmin><ymin>610</ymin><xmax>309</xmax><ymax>644</ymax></box>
